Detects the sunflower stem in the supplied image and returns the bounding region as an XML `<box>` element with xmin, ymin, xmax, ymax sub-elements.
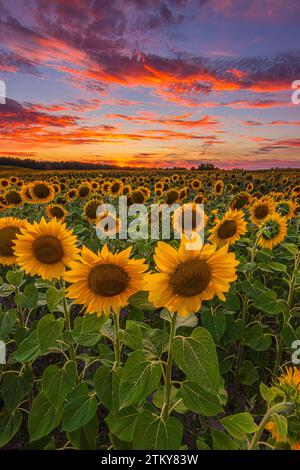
<box><xmin>274</xmin><ymin>250</ymin><xmax>300</xmax><ymax>377</ymax></box>
<box><xmin>162</xmin><ymin>311</ymin><xmax>177</xmax><ymax>421</ymax></box>
<box><xmin>62</xmin><ymin>294</ymin><xmax>79</xmax><ymax>382</ymax></box>
<box><xmin>112</xmin><ymin>312</ymin><xmax>121</xmax><ymax>369</ymax></box>
<box><xmin>248</xmin><ymin>402</ymin><xmax>292</xmax><ymax>450</ymax></box>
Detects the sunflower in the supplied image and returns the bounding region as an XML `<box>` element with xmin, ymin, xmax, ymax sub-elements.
<box><xmin>258</xmin><ymin>213</ymin><xmax>287</xmax><ymax>250</ymax></box>
<box><xmin>9</xmin><ymin>176</ymin><xmax>19</xmax><ymax>185</ymax></box>
<box><xmin>0</xmin><ymin>178</ymin><xmax>10</xmax><ymax>190</ymax></box>
<box><xmin>122</xmin><ymin>184</ymin><xmax>132</xmax><ymax>196</ymax></box>
<box><xmin>230</xmin><ymin>191</ymin><xmax>252</xmax><ymax>210</ymax></box>
<box><xmin>171</xmin><ymin>174</ymin><xmax>179</xmax><ymax>183</ymax></box>
<box><xmin>208</xmin><ymin>209</ymin><xmax>247</xmax><ymax>248</ymax></box>
<box><xmin>194</xmin><ymin>192</ymin><xmax>207</xmax><ymax>204</ymax></box>
<box><xmin>214</xmin><ymin>179</ymin><xmax>224</xmax><ymax>195</ymax></box>
<box><xmin>190</xmin><ymin>179</ymin><xmax>202</xmax><ymax>191</ymax></box>
<box><xmin>78</xmin><ymin>184</ymin><xmax>91</xmax><ymax>199</ymax></box>
<box><xmin>246</xmin><ymin>182</ymin><xmax>254</xmax><ymax>192</ymax></box>
<box><xmin>276</xmin><ymin>200</ymin><xmax>296</xmax><ymax>220</ymax></box>
<box><xmin>30</xmin><ymin>181</ymin><xmax>55</xmax><ymax>204</ymax></box>
<box><xmin>165</xmin><ymin>188</ymin><xmax>180</xmax><ymax>205</ymax></box>
<box><xmin>146</xmin><ymin>235</ymin><xmax>239</xmax><ymax>317</ymax></box>
<box><xmin>173</xmin><ymin>203</ymin><xmax>206</xmax><ymax>236</ymax></box>
<box><xmin>64</xmin><ymin>245</ymin><xmax>148</xmax><ymax>315</ymax></box>
<box><xmin>109</xmin><ymin>179</ymin><xmax>124</xmax><ymax>198</ymax></box>
<box><xmin>83</xmin><ymin>198</ymin><xmax>103</xmax><ymax>224</ymax></box>
<box><xmin>46</xmin><ymin>204</ymin><xmax>68</xmax><ymax>221</ymax></box>
<box><xmin>0</xmin><ymin>217</ymin><xmax>28</xmax><ymax>266</ymax></box>
<box><xmin>20</xmin><ymin>184</ymin><xmax>33</xmax><ymax>203</ymax></box>
<box><xmin>13</xmin><ymin>217</ymin><xmax>79</xmax><ymax>280</ymax></box>
<box><xmin>67</xmin><ymin>188</ymin><xmax>78</xmax><ymax>201</ymax></box>
<box><xmin>249</xmin><ymin>197</ymin><xmax>275</xmax><ymax>226</ymax></box>
<box><xmin>130</xmin><ymin>189</ymin><xmax>147</xmax><ymax>204</ymax></box>
<box><xmin>5</xmin><ymin>189</ymin><xmax>23</xmax><ymax>208</ymax></box>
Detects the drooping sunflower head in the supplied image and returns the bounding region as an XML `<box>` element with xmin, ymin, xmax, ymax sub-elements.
<box><xmin>276</xmin><ymin>200</ymin><xmax>296</xmax><ymax>220</ymax></box>
<box><xmin>29</xmin><ymin>181</ymin><xmax>55</xmax><ymax>204</ymax></box>
<box><xmin>5</xmin><ymin>189</ymin><xmax>23</xmax><ymax>208</ymax></box>
<box><xmin>230</xmin><ymin>191</ymin><xmax>252</xmax><ymax>210</ymax></box>
<box><xmin>65</xmin><ymin>245</ymin><xmax>148</xmax><ymax>315</ymax></box>
<box><xmin>214</xmin><ymin>179</ymin><xmax>224</xmax><ymax>195</ymax></box>
<box><xmin>165</xmin><ymin>188</ymin><xmax>180</xmax><ymax>205</ymax></box>
<box><xmin>13</xmin><ymin>217</ymin><xmax>79</xmax><ymax>280</ymax></box>
<box><xmin>146</xmin><ymin>236</ymin><xmax>239</xmax><ymax>317</ymax></box>
<box><xmin>208</xmin><ymin>208</ymin><xmax>247</xmax><ymax>248</ymax></box>
<box><xmin>83</xmin><ymin>198</ymin><xmax>103</xmax><ymax>224</ymax></box>
<box><xmin>46</xmin><ymin>204</ymin><xmax>68</xmax><ymax>222</ymax></box>
<box><xmin>258</xmin><ymin>213</ymin><xmax>287</xmax><ymax>250</ymax></box>
<box><xmin>249</xmin><ymin>197</ymin><xmax>275</xmax><ymax>226</ymax></box>
<box><xmin>0</xmin><ymin>217</ymin><xmax>28</xmax><ymax>266</ymax></box>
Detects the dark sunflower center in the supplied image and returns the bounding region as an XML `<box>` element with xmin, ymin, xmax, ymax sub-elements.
<box><xmin>86</xmin><ymin>202</ymin><xmax>99</xmax><ymax>219</ymax></box>
<box><xmin>6</xmin><ymin>191</ymin><xmax>22</xmax><ymax>205</ymax></box>
<box><xmin>131</xmin><ymin>191</ymin><xmax>145</xmax><ymax>204</ymax></box>
<box><xmin>111</xmin><ymin>183</ymin><xmax>120</xmax><ymax>193</ymax></box>
<box><xmin>0</xmin><ymin>226</ymin><xmax>21</xmax><ymax>257</ymax></box>
<box><xmin>254</xmin><ymin>205</ymin><xmax>269</xmax><ymax>220</ymax></box>
<box><xmin>33</xmin><ymin>184</ymin><xmax>50</xmax><ymax>199</ymax></box>
<box><xmin>79</xmin><ymin>187</ymin><xmax>90</xmax><ymax>197</ymax></box>
<box><xmin>170</xmin><ymin>258</ymin><xmax>211</xmax><ymax>297</ymax></box>
<box><xmin>33</xmin><ymin>235</ymin><xmax>63</xmax><ymax>264</ymax></box>
<box><xmin>166</xmin><ymin>190</ymin><xmax>179</xmax><ymax>204</ymax></box>
<box><xmin>88</xmin><ymin>263</ymin><xmax>129</xmax><ymax>297</ymax></box>
<box><xmin>233</xmin><ymin>196</ymin><xmax>248</xmax><ymax>209</ymax></box>
<box><xmin>50</xmin><ymin>207</ymin><xmax>64</xmax><ymax>219</ymax></box>
<box><xmin>217</xmin><ymin>219</ymin><xmax>237</xmax><ymax>239</ymax></box>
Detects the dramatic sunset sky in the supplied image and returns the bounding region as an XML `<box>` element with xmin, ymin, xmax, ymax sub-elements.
<box><xmin>0</xmin><ymin>0</ymin><xmax>300</xmax><ymax>169</ymax></box>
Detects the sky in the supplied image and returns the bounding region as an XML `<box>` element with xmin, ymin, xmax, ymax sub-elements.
<box><xmin>0</xmin><ymin>0</ymin><xmax>300</xmax><ymax>170</ymax></box>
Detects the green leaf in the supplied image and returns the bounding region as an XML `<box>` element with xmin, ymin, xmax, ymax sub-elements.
<box><xmin>1</xmin><ymin>370</ymin><xmax>33</xmax><ymax>410</ymax></box>
<box><xmin>94</xmin><ymin>365</ymin><xmax>121</xmax><ymax>411</ymax></box>
<box><xmin>0</xmin><ymin>411</ymin><xmax>22</xmax><ymax>448</ymax></box>
<box><xmin>172</xmin><ymin>327</ymin><xmax>220</xmax><ymax>393</ymax></box>
<box><xmin>28</xmin><ymin>392</ymin><xmax>62</xmax><ymax>442</ymax></box>
<box><xmin>221</xmin><ymin>291</ymin><xmax>241</xmax><ymax>310</ymax></box>
<box><xmin>180</xmin><ymin>381</ymin><xmax>222</xmax><ymax>416</ymax></box>
<box><xmin>220</xmin><ymin>412</ymin><xmax>258</xmax><ymax>440</ymax></box>
<box><xmin>283</xmin><ymin>243</ymin><xmax>298</xmax><ymax>256</ymax></box>
<box><xmin>119</xmin><ymin>350</ymin><xmax>162</xmax><ymax>409</ymax></box>
<box><xmin>133</xmin><ymin>411</ymin><xmax>183</xmax><ymax>450</ymax></box>
<box><xmin>13</xmin><ymin>329</ymin><xmax>41</xmax><ymax>362</ymax></box>
<box><xmin>106</xmin><ymin>407</ymin><xmax>139</xmax><ymax>442</ymax></box>
<box><xmin>0</xmin><ymin>284</ymin><xmax>14</xmax><ymax>297</ymax></box>
<box><xmin>260</xmin><ymin>383</ymin><xmax>276</xmax><ymax>402</ymax></box>
<box><xmin>62</xmin><ymin>383</ymin><xmax>97</xmax><ymax>432</ymax></box>
<box><xmin>239</xmin><ymin>360</ymin><xmax>259</xmax><ymax>385</ymax></box>
<box><xmin>160</xmin><ymin>309</ymin><xmax>198</xmax><ymax>328</ymax></box>
<box><xmin>153</xmin><ymin>386</ymin><xmax>187</xmax><ymax>414</ymax></box>
<box><xmin>42</xmin><ymin>361</ymin><xmax>77</xmax><ymax>408</ymax></box>
<box><xmin>129</xmin><ymin>291</ymin><xmax>154</xmax><ymax>311</ymax></box>
<box><xmin>15</xmin><ymin>284</ymin><xmax>39</xmax><ymax>309</ymax></box>
<box><xmin>201</xmin><ymin>309</ymin><xmax>226</xmax><ymax>341</ymax></box>
<box><xmin>122</xmin><ymin>320</ymin><xmax>143</xmax><ymax>350</ymax></box>
<box><xmin>72</xmin><ymin>314</ymin><xmax>106</xmax><ymax>346</ymax></box>
<box><xmin>244</xmin><ymin>323</ymin><xmax>272</xmax><ymax>351</ymax></box>
<box><xmin>254</xmin><ymin>291</ymin><xmax>285</xmax><ymax>315</ymax></box>
<box><xmin>37</xmin><ymin>314</ymin><xmax>64</xmax><ymax>353</ymax></box>
<box><xmin>67</xmin><ymin>414</ymin><xmax>98</xmax><ymax>450</ymax></box>
<box><xmin>45</xmin><ymin>287</ymin><xmax>66</xmax><ymax>312</ymax></box>
<box><xmin>272</xmin><ymin>414</ymin><xmax>288</xmax><ymax>440</ymax></box>
<box><xmin>223</xmin><ymin>317</ymin><xmax>245</xmax><ymax>344</ymax></box>
<box><xmin>212</xmin><ymin>429</ymin><xmax>238</xmax><ymax>450</ymax></box>
<box><xmin>142</xmin><ymin>328</ymin><xmax>169</xmax><ymax>359</ymax></box>
<box><xmin>267</xmin><ymin>262</ymin><xmax>287</xmax><ymax>272</ymax></box>
<box><xmin>6</xmin><ymin>270</ymin><xmax>24</xmax><ymax>287</ymax></box>
<box><xmin>0</xmin><ymin>308</ymin><xmax>17</xmax><ymax>340</ymax></box>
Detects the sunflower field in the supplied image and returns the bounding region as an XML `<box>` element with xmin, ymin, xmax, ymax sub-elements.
<box><xmin>0</xmin><ymin>168</ymin><xmax>299</xmax><ymax>451</ymax></box>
